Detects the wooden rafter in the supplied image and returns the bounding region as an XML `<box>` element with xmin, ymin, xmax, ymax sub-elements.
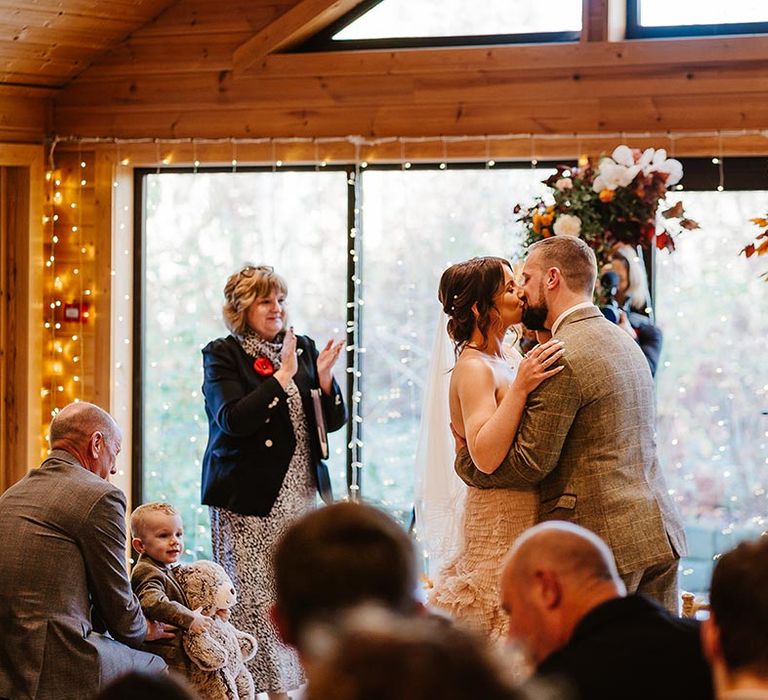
<box><xmin>232</xmin><ymin>0</ymin><xmax>367</xmax><ymax>75</ymax></box>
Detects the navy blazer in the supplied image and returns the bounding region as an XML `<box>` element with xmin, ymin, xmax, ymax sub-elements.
<box><xmin>201</xmin><ymin>333</ymin><xmax>347</xmax><ymax>517</ymax></box>
<box><xmin>533</xmin><ymin>595</ymin><xmax>713</xmax><ymax>700</ymax></box>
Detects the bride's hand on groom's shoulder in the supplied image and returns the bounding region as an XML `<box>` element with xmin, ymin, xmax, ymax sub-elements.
<box><xmin>514</xmin><ymin>338</ymin><xmax>565</xmax><ymax>394</ymax></box>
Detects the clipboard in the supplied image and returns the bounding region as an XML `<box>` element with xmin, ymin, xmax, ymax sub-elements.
<box><xmin>310</xmin><ymin>388</ymin><xmax>329</xmax><ymax>459</ymax></box>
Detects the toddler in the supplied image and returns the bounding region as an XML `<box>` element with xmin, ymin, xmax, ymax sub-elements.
<box><xmin>130</xmin><ymin>502</ymin><xmax>212</xmax><ymax>676</ymax></box>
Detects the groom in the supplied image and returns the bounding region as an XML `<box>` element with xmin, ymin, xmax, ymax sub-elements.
<box><xmin>455</xmin><ymin>236</ymin><xmax>686</xmax><ymax>612</ymax></box>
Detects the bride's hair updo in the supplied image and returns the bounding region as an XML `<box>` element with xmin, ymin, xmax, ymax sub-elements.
<box><xmin>438</xmin><ymin>256</ymin><xmax>512</xmax><ymax>355</ymax></box>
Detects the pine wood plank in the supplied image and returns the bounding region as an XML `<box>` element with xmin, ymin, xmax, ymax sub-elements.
<box><xmin>56</xmin><ymin>62</ymin><xmax>768</xmax><ymax>112</ymax></box>
<box><xmin>53</xmin><ymin>90</ymin><xmax>768</xmax><ymax>140</ymax></box>
<box><xmin>253</xmin><ymin>36</ymin><xmax>768</xmax><ymax>78</ymax></box>
<box><xmin>233</xmin><ymin>0</ymin><xmax>365</xmax><ymax>74</ymax></box>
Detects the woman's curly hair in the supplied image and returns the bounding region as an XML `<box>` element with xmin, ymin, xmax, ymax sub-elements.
<box><xmin>438</xmin><ymin>256</ymin><xmax>512</xmax><ymax>356</ymax></box>
<box><xmin>222</xmin><ymin>263</ymin><xmax>288</xmax><ymax>336</ymax></box>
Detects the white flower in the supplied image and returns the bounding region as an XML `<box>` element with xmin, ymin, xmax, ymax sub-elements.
<box><xmin>553</xmin><ymin>214</ymin><xmax>582</xmax><ymax>237</ymax></box>
<box><xmin>593</xmin><ymin>157</ymin><xmax>640</xmax><ymax>192</ymax></box>
<box><xmin>611</xmin><ymin>145</ymin><xmax>635</xmax><ymax>167</ymax></box>
<box><xmin>555</xmin><ymin>177</ymin><xmax>573</xmax><ymax>191</ymax></box>
<box><xmin>650</xmin><ymin>154</ymin><xmax>683</xmax><ymax>185</ymax></box>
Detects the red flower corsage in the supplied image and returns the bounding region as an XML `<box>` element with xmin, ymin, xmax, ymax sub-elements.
<box><xmin>253</xmin><ymin>356</ymin><xmax>274</xmax><ymax>376</ymax></box>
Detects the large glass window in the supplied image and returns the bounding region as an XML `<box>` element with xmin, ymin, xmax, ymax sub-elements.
<box><xmin>141</xmin><ymin>169</ymin><xmax>348</xmax><ymax>559</ymax></box>
<box><xmin>138</xmin><ymin>160</ymin><xmax>768</xmax><ymax>588</ymax></box>
<box><xmin>358</xmin><ymin>167</ymin><xmax>552</xmax><ymax>522</ymax></box>
<box><xmin>655</xmin><ymin>189</ymin><xmax>768</xmax><ymax>593</ymax></box>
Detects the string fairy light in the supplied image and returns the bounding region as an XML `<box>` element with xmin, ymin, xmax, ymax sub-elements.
<box><xmin>44</xmin><ymin>128</ymin><xmax>768</xmax><ymax>545</ymax></box>
<box><xmin>40</xmin><ymin>144</ymin><xmax>95</xmax><ymax>454</ymax></box>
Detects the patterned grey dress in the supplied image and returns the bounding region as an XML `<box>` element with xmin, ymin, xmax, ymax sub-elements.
<box><xmin>210</xmin><ymin>331</ymin><xmax>315</xmax><ymax>694</ymax></box>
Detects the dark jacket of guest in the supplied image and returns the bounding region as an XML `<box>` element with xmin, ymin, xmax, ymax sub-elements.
<box><xmin>628</xmin><ymin>310</ymin><xmax>663</xmax><ymax>376</ymax></box>
<box><xmin>201</xmin><ymin>333</ymin><xmax>347</xmax><ymax>517</ymax></box>
<box><xmin>533</xmin><ymin>595</ymin><xmax>714</xmax><ymax>700</ymax></box>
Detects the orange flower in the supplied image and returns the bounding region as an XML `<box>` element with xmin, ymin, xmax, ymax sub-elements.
<box><xmin>541</xmin><ymin>227</ymin><xmax>552</xmax><ymax>238</ymax></box>
<box><xmin>540</xmin><ymin>213</ymin><xmax>553</xmax><ymax>227</ymax></box>
<box><xmin>599</xmin><ymin>189</ymin><xmax>615</xmax><ymax>203</ymax></box>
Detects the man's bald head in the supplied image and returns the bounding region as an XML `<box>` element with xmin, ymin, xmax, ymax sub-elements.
<box><xmin>50</xmin><ymin>402</ymin><xmax>120</xmax><ymax>447</ymax></box>
<box><xmin>49</xmin><ymin>402</ymin><xmax>122</xmax><ymax>479</ymax></box>
<box><xmin>500</xmin><ymin>522</ymin><xmax>624</xmax><ymax>666</ymax></box>
<box><xmin>505</xmin><ymin>521</ymin><xmax>622</xmax><ymax>588</ymax></box>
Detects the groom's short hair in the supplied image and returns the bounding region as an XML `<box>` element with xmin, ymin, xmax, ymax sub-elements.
<box><xmin>273</xmin><ymin>502</ymin><xmax>419</xmax><ymax>648</ymax></box>
<box><xmin>529</xmin><ymin>236</ymin><xmax>597</xmax><ymax>295</ymax></box>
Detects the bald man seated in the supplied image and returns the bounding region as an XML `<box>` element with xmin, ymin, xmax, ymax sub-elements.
<box><xmin>0</xmin><ymin>402</ymin><xmax>170</xmax><ymax>700</ymax></box>
<box><xmin>500</xmin><ymin>522</ymin><xmax>713</xmax><ymax>700</ymax></box>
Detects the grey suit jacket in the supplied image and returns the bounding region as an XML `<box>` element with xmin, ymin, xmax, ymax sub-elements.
<box><xmin>456</xmin><ymin>307</ymin><xmax>687</xmax><ymax>575</ymax></box>
<box><xmin>0</xmin><ymin>450</ymin><xmax>163</xmax><ymax>700</ymax></box>
<box><xmin>131</xmin><ymin>554</ymin><xmax>195</xmax><ymax>674</ymax></box>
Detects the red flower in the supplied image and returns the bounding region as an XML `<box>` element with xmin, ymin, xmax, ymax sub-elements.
<box><xmin>253</xmin><ymin>356</ymin><xmax>274</xmax><ymax>376</ymax></box>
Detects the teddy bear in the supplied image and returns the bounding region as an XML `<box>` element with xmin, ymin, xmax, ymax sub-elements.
<box><xmin>173</xmin><ymin>560</ymin><xmax>258</xmax><ymax>700</ymax></box>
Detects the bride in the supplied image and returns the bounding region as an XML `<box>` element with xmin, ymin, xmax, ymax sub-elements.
<box><xmin>421</xmin><ymin>256</ymin><xmax>563</xmax><ymax>640</ymax></box>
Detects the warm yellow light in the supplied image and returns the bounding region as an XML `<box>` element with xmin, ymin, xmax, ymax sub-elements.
<box><xmin>121</xmin><ymin>158</ymin><xmax>130</xmax><ymax>166</ymax></box>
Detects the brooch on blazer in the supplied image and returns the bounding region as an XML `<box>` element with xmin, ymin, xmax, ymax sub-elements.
<box><xmin>253</xmin><ymin>356</ymin><xmax>275</xmax><ymax>376</ymax></box>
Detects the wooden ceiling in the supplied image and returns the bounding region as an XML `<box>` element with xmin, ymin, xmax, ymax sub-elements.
<box><xmin>2</xmin><ymin>0</ymin><xmax>768</xmax><ymax>153</ymax></box>
<box><xmin>0</xmin><ymin>0</ymin><xmax>178</xmax><ymax>87</ymax></box>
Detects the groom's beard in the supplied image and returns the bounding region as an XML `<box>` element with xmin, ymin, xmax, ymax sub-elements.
<box><xmin>522</xmin><ymin>302</ymin><xmax>548</xmax><ymax>331</ymax></box>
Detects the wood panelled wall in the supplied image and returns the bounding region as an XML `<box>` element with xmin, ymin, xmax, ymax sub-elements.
<box><xmin>0</xmin><ymin>144</ymin><xmax>43</xmax><ymax>490</ymax></box>
<box><xmin>0</xmin><ymin>87</ymin><xmax>53</xmax><ymax>143</ymax></box>
<box><xmin>52</xmin><ymin>0</ymin><xmax>768</xmax><ymax>151</ymax></box>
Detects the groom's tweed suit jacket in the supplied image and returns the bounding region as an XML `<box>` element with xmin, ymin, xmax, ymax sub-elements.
<box><xmin>456</xmin><ymin>306</ymin><xmax>687</xmax><ymax>575</ymax></box>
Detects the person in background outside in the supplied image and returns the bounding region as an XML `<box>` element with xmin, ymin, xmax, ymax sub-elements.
<box><xmin>605</xmin><ymin>243</ymin><xmax>663</xmax><ymax>376</ymax></box>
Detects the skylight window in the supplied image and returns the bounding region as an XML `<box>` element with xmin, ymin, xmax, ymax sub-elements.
<box><xmin>332</xmin><ymin>0</ymin><xmax>582</xmax><ymax>41</ymax></box>
<box><xmin>638</xmin><ymin>0</ymin><xmax>768</xmax><ymax>26</ymax></box>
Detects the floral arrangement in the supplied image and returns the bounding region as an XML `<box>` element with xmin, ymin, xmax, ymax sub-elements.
<box><xmin>742</xmin><ymin>215</ymin><xmax>768</xmax><ymax>280</ymax></box>
<box><xmin>515</xmin><ymin>145</ymin><xmax>699</xmax><ymax>267</ymax></box>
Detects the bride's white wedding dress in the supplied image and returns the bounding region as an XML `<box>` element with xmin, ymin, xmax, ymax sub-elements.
<box><xmin>415</xmin><ymin>313</ymin><xmax>539</xmax><ymax>641</ymax></box>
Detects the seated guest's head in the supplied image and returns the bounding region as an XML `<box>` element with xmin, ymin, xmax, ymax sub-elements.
<box><xmin>49</xmin><ymin>401</ymin><xmax>122</xmax><ymax>480</ymax></box>
<box><xmin>304</xmin><ymin>605</ymin><xmax>522</xmax><ymax>700</ymax></box>
<box><xmin>702</xmin><ymin>535</ymin><xmax>768</xmax><ymax>695</ymax></box>
<box><xmin>272</xmin><ymin>502</ymin><xmax>419</xmax><ymax>651</ymax></box>
<box><xmin>500</xmin><ymin>521</ymin><xmax>625</xmax><ymax>665</ymax></box>
<box><xmin>93</xmin><ymin>670</ymin><xmax>198</xmax><ymax>699</ymax></box>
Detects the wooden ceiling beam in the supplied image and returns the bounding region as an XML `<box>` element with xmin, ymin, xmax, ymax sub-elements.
<box><xmin>251</xmin><ymin>35</ymin><xmax>768</xmax><ymax>78</ymax></box>
<box><xmin>232</xmin><ymin>0</ymin><xmax>366</xmax><ymax>75</ymax></box>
